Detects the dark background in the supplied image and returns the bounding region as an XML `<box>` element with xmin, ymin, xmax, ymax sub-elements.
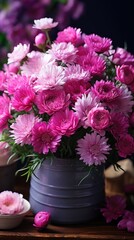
<box><xmin>71</xmin><ymin>0</ymin><xmax>134</xmax><ymax>54</ymax></box>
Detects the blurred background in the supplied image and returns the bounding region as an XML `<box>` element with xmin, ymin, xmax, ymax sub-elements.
<box><xmin>0</xmin><ymin>0</ymin><xmax>133</xmax><ymax>68</ymax></box>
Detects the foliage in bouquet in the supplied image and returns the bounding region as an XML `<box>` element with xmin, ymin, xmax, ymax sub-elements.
<box><xmin>0</xmin><ymin>17</ymin><xmax>134</xmax><ymax>179</ymax></box>
<box><xmin>0</xmin><ymin>0</ymin><xmax>84</xmax><ymax>68</ymax></box>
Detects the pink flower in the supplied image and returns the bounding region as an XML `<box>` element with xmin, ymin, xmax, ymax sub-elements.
<box><xmin>50</xmin><ymin>109</ymin><xmax>79</xmax><ymax>136</ymax></box>
<box><xmin>112</xmin><ymin>47</ymin><xmax>134</xmax><ymax>65</ymax></box>
<box><xmin>48</xmin><ymin>42</ymin><xmax>78</xmax><ymax>63</ymax></box>
<box><xmin>35</xmin><ymin>33</ymin><xmax>47</xmax><ymax>48</ymax></box>
<box><xmin>11</xmin><ymin>83</ymin><xmax>35</xmax><ymax>112</ymax></box>
<box><xmin>34</xmin><ymin>64</ymin><xmax>66</xmax><ymax>91</ymax></box>
<box><xmin>64</xmin><ymin>80</ymin><xmax>90</xmax><ymax>103</ymax></box>
<box><xmin>36</xmin><ymin>88</ymin><xmax>70</xmax><ymax>115</ymax></box>
<box><xmin>74</xmin><ymin>92</ymin><xmax>100</xmax><ymax>127</ymax></box>
<box><xmin>7</xmin><ymin>43</ymin><xmax>30</xmax><ymax>64</ymax></box>
<box><xmin>65</xmin><ymin>64</ymin><xmax>90</xmax><ymax>82</ymax></box>
<box><xmin>116</xmin><ymin>134</ymin><xmax>134</xmax><ymax>158</ymax></box>
<box><xmin>10</xmin><ymin>113</ymin><xmax>41</xmax><ymax>145</ymax></box>
<box><xmin>33</xmin><ymin>211</ymin><xmax>51</xmax><ymax>229</ymax></box>
<box><xmin>110</xmin><ymin>113</ymin><xmax>129</xmax><ymax>139</ymax></box>
<box><xmin>92</xmin><ymin>80</ymin><xmax>120</xmax><ymax>102</ymax></box>
<box><xmin>0</xmin><ymin>94</ymin><xmax>11</xmax><ymax>133</ymax></box>
<box><xmin>0</xmin><ymin>71</ymin><xmax>7</xmax><ymax>91</ymax></box>
<box><xmin>84</xmin><ymin>34</ymin><xmax>112</xmax><ymax>53</ymax></box>
<box><xmin>56</xmin><ymin>26</ymin><xmax>83</xmax><ymax>46</ymax></box>
<box><xmin>7</xmin><ymin>75</ymin><xmax>31</xmax><ymax>95</ymax></box>
<box><xmin>101</xmin><ymin>195</ymin><xmax>126</xmax><ymax>223</ymax></box>
<box><xmin>87</xmin><ymin>106</ymin><xmax>111</xmax><ymax>131</ymax></box>
<box><xmin>33</xmin><ymin>17</ymin><xmax>58</xmax><ymax>30</ymax></box>
<box><xmin>31</xmin><ymin>122</ymin><xmax>61</xmax><ymax>154</ymax></box>
<box><xmin>118</xmin><ymin>211</ymin><xmax>134</xmax><ymax>232</ymax></box>
<box><xmin>0</xmin><ymin>191</ymin><xmax>24</xmax><ymax>215</ymax></box>
<box><xmin>76</xmin><ymin>132</ymin><xmax>111</xmax><ymax>166</ymax></box>
<box><xmin>116</xmin><ymin>64</ymin><xmax>134</xmax><ymax>85</ymax></box>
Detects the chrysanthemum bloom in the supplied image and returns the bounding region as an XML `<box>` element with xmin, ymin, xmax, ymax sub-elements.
<box><xmin>65</xmin><ymin>64</ymin><xmax>90</xmax><ymax>82</ymax></box>
<box><xmin>10</xmin><ymin>113</ymin><xmax>41</xmax><ymax>145</ymax></box>
<box><xmin>34</xmin><ymin>64</ymin><xmax>66</xmax><ymax>91</ymax></box>
<box><xmin>76</xmin><ymin>132</ymin><xmax>111</xmax><ymax>166</ymax></box>
<box><xmin>87</xmin><ymin>106</ymin><xmax>111</xmax><ymax>131</ymax></box>
<box><xmin>7</xmin><ymin>75</ymin><xmax>31</xmax><ymax>95</ymax></box>
<box><xmin>84</xmin><ymin>34</ymin><xmax>112</xmax><ymax>53</ymax></box>
<box><xmin>35</xmin><ymin>88</ymin><xmax>70</xmax><ymax>115</ymax></box>
<box><xmin>0</xmin><ymin>94</ymin><xmax>11</xmax><ymax>133</ymax></box>
<box><xmin>101</xmin><ymin>195</ymin><xmax>126</xmax><ymax>223</ymax></box>
<box><xmin>7</xmin><ymin>43</ymin><xmax>30</xmax><ymax>64</ymax></box>
<box><xmin>0</xmin><ymin>191</ymin><xmax>24</xmax><ymax>215</ymax></box>
<box><xmin>48</xmin><ymin>42</ymin><xmax>78</xmax><ymax>63</ymax></box>
<box><xmin>116</xmin><ymin>64</ymin><xmax>134</xmax><ymax>85</ymax></box>
<box><xmin>116</xmin><ymin>134</ymin><xmax>134</xmax><ymax>158</ymax></box>
<box><xmin>56</xmin><ymin>26</ymin><xmax>83</xmax><ymax>46</ymax></box>
<box><xmin>118</xmin><ymin>211</ymin><xmax>134</xmax><ymax>233</ymax></box>
<box><xmin>11</xmin><ymin>83</ymin><xmax>35</xmax><ymax>112</ymax></box>
<box><xmin>33</xmin><ymin>211</ymin><xmax>51</xmax><ymax>229</ymax></box>
<box><xmin>74</xmin><ymin>92</ymin><xmax>100</xmax><ymax>127</ymax></box>
<box><xmin>0</xmin><ymin>71</ymin><xmax>7</xmax><ymax>91</ymax></box>
<box><xmin>50</xmin><ymin>109</ymin><xmax>79</xmax><ymax>136</ymax></box>
<box><xmin>33</xmin><ymin>17</ymin><xmax>58</xmax><ymax>30</ymax></box>
<box><xmin>31</xmin><ymin>122</ymin><xmax>61</xmax><ymax>154</ymax></box>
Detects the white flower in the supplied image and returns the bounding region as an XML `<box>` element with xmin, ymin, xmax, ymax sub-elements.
<box><xmin>33</xmin><ymin>17</ymin><xmax>58</xmax><ymax>30</ymax></box>
<box><xmin>7</xmin><ymin>43</ymin><xmax>30</xmax><ymax>64</ymax></box>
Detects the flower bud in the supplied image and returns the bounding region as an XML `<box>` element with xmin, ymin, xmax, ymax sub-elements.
<box><xmin>33</xmin><ymin>211</ymin><xmax>51</xmax><ymax>230</ymax></box>
<box><xmin>35</xmin><ymin>33</ymin><xmax>46</xmax><ymax>48</ymax></box>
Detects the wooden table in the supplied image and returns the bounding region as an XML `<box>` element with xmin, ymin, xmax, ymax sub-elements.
<box><xmin>0</xmin><ymin>177</ymin><xmax>133</xmax><ymax>240</ymax></box>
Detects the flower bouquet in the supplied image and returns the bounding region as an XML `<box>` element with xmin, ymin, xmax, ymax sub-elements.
<box><xmin>0</xmin><ymin>17</ymin><xmax>134</xmax><ymax>180</ymax></box>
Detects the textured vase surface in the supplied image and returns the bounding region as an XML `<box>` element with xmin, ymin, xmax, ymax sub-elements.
<box><xmin>29</xmin><ymin>157</ymin><xmax>105</xmax><ymax>225</ymax></box>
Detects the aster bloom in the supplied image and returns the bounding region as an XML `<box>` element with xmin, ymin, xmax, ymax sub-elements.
<box><xmin>110</xmin><ymin>112</ymin><xmax>129</xmax><ymax>139</ymax></box>
<box><xmin>117</xmin><ymin>211</ymin><xmax>134</xmax><ymax>232</ymax></box>
<box><xmin>112</xmin><ymin>47</ymin><xmax>134</xmax><ymax>65</ymax></box>
<box><xmin>10</xmin><ymin>113</ymin><xmax>41</xmax><ymax>146</ymax></box>
<box><xmin>0</xmin><ymin>94</ymin><xmax>11</xmax><ymax>133</ymax></box>
<box><xmin>116</xmin><ymin>134</ymin><xmax>134</xmax><ymax>158</ymax></box>
<box><xmin>76</xmin><ymin>132</ymin><xmax>111</xmax><ymax>166</ymax></box>
<box><xmin>33</xmin><ymin>17</ymin><xmax>58</xmax><ymax>30</ymax></box>
<box><xmin>0</xmin><ymin>191</ymin><xmax>24</xmax><ymax>215</ymax></box>
<box><xmin>65</xmin><ymin>64</ymin><xmax>90</xmax><ymax>82</ymax></box>
<box><xmin>7</xmin><ymin>43</ymin><xmax>30</xmax><ymax>64</ymax></box>
<box><xmin>33</xmin><ymin>211</ymin><xmax>51</xmax><ymax>230</ymax></box>
<box><xmin>101</xmin><ymin>195</ymin><xmax>126</xmax><ymax>223</ymax></box>
<box><xmin>31</xmin><ymin>122</ymin><xmax>61</xmax><ymax>154</ymax></box>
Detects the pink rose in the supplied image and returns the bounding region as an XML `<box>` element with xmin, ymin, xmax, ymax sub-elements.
<box><xmin>33</xmin><ymin>211</ymin><xmax>51</xmax><ymax>229</ymax></box>
<box><xmin>116</xmin><ymin>65</ymin><xmax>134</xmax><ymax>85</ymax></box>
<box><xmin>87</xmin><ymin>107</ymin><xmax>111</xmax><ymax>130</ymax></box>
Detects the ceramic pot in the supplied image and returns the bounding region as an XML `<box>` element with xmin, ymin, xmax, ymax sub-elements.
<box><xmin>29</xmin><ymin>157</ymin><xmax>105</xmax><ymax>225</ymax></box>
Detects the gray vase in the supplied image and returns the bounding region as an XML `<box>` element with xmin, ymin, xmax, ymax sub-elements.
<box><xmin>29</xmin><ymin>157</ymin><xmax>105</xmax><ymax>225</ymax></box>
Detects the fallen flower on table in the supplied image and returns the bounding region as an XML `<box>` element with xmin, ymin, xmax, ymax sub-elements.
<box><xmin>33</xmin><ymin>211</ymin><xmax>51</xmax><ymax>230</ymax></box>
<box><xmin>0</xmin><ymin>190</ymin><xmax>24</xmax><ymax>215</ymax></box>
<box><xmin>101</xmin><ymin>195</ymin><xmax>134</xmax><ymax>232</ymax></box>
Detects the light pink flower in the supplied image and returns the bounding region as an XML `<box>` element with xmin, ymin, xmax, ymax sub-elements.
<box><xmin>7</xmin><ymin>43</ymin><xmax>30</xmax><ymax>64</ymax></box>
<box><xmin>56</xmin><ymin>26</ymin><xmax>82</xmax><ymax>46</ymax></box>
<box><xmin>7</xmin><ymin>74</ymin><xmax>31</xmax><ymax>95</ymax></box>
<box><xmin>101</xmin><ymin>195</ymin><xmax>126</xmax><ymax>223</ymax></box>
<box><xmin>65</xmin><ymin>64</ymin><xmax>90</xmax><ymax>82</ymax></box>
<box><xmin>0</xmin><ymin>94</ymin><xmax>11</xmax><ymax>133</ymax></box>
<box><xmin>84</xmin><ymin>34</ymin><xmax>112</xmax><ymax>53</ymax></box>
<box><xmin>116</xmin><ymin>134</ymin><xmax>134</xmax><ymax>158</ymax></box>
<box><xmin>0</xmin><ymin>191</ymin><xmax>24</xmax><ymax>215</ymax></box>
<box><xmin>36</xmin><ymin>88</ymin><xmax>70</xmax><ymax>115</ymax></box>
<box><xmin>11</xmin><ymin>83</ymin><xmax>35</xmax><ymax>112</ymax></box>
<box><xmin>87</xmin><ymin>106</ymin><xmax>111</xmax><ymax>131</ymax></box>
<box><xmin>33</xmin><ymin>211</ymin><xmax>51</xmax><ymax>229</ymax></box>
<box><xmin>73</xmin><ymin>92</ymin><xmax>100</xmax><ymax>127</ymax></box>
<box><xmin>10</xmin><ymin>113</ymin><xmax>41</xmax><ymax>146</ymax></box>
<box><xmin>48</xmin><ymin>42</ymin><xmax>77</xmax><ymax>63</ymax></box>
<box><xmin>31</xmin><ymin>122</ymin><xmax>61</xmax><ymax>154</ymax></box>
<box><xmin>33</xmin><ymin>17</ymin><xmax>58</xmax><ymax>30</ymax></box>
<box><xmin>116</xmin><ymin>64</ymin><xmax>134</xmax><ymax>85</ymax></box>
<box><xmin>50</xmin><ymin>109</ymin><xmax>79</xmax><ymax>136</ymax></box>
<box><xmin>118</xmin><ymin>211</ymin><xmax>134</xmax><ymax>233</ymax></box>
<box><xmin>76</xmin><ymin>132</ymin><xmax>111</xmax><ymax>166</ymax></box>
<box><xmin>34</xmin><ymin>64</ymin><xmax>66</xmax><ymax>91</ymax></box>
